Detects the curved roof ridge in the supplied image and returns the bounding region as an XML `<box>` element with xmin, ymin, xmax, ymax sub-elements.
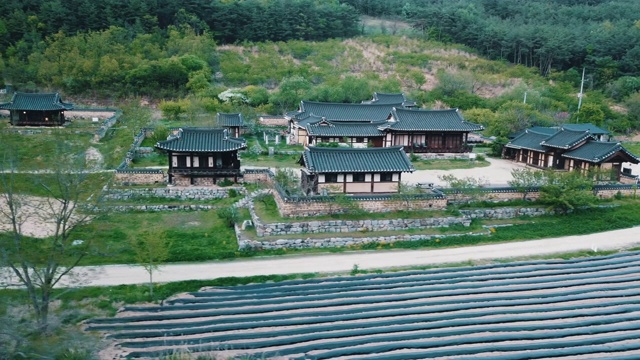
<box><xmin>302</xmin><ymin>100</ymin><xmax>402</xmax><ymax>107</ymax></box>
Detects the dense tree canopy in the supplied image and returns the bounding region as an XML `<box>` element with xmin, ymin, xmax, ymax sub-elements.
<box><xmin>0</xmin><ymin>0</ymin><xmax>359</xmax><ymax>52</ymax></box>
<box><xmin>342</xmin><ymin>0</ymin><xmax>640</xmax><ymax>83</ymax></box>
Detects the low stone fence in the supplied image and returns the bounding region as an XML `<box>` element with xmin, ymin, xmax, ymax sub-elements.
<box><xmin>103</xmin><ymin>186</ymin><xmax>242</xmax><ymax>201</ymax></box>
<box><xmin>93</xmin><ymin>109</ymin><xmax>122</xmax><ymax>142</ymax></box>
<box><xmin>243</xmin><ymin>168</ymin><xmax>275</xmax><ymax>184</ymax></box>
<box><xmin>114</xmin><ymin>169</ymin><xmax>165</xmax><ymax>185</ymax></box>
<box><xmin>116</xmin><ymin>127</ymin><xmax>149</xmax><ymax>170</ymax></box>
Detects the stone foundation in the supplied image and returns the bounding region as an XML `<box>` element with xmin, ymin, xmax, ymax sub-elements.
<box><xmin>114</xmin><ymin>170</ymin><xmax>165</xmax><ymax>185</ymax></box>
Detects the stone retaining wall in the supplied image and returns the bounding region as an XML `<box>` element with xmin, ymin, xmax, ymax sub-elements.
<box><xmin>114</xmin><ymin>170</ymin><xmax>165</xmax><ymax>185</ymax></box>
<box><xmin>243</xmin><ymin>170</ymin><xmax>274</xmax><ymax>184</ymax></box>
<box><xmin>272</xmin><ymin>189</ymin><xmax>448</xmax><ymax>217</ymax></box>
<box><xmin>255</xmin><ymin>216</ymin><xmax>472</xmax><ymax>237</ymax></box>
<box><xmin>104</xmin><ymin>186</ymin><xmax>242</xmax><ymax>200</ymax></box>
<box><xmin>237</xmin><ymin>231</ymin><xmax>485</xmax><ymax>250</ymax></box>
<box><xmin>105</xmin><ymin>204</ymin><xmax>217</xmax><ymax>212</ymax></box>
<box><xmin>459</xmin><ymin>207</ymin><xmax>550</xmax><ymax>219</ymax></box>
<box><xmin>252</xmin><ymin>205</ymin><xmax>549</xmax><ymax>237</ymax></box>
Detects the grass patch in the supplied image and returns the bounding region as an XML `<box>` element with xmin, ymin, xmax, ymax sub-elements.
<box><xmin>622</xmin><ymin>141</ymin><xmax>640</xmax><ymax>155</ymax></box>
<box><xmin>74</xmin><ymin>210</ymin><xmax>239</xmax><ymax>265</ymax></box>
<box><xmin>2</xmin><ymin>172</ymin><xmax>111</xmax><ymax>197</ymax></box>
<box><xmin>412</xmin><ymin>158</ymin><xmax>491</xmax><ymax>171</ymax></box>
<box><xmin>130</xmin><ymin>152</ymin><xmax>168</xmax><ymax>168</ymax></box>
<box><xmin>241</xmin><ymin>152</ymin><xmax>301</xmax><ymax>167</ymax></box>
<box><xmin>0</xmin><ymin>129</ymin><xmax>95</xmax><ymax>170</ymax></box>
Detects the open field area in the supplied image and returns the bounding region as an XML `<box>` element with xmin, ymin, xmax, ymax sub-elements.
<box><xmin>89</xmin><ymin>250</ymin><xmax>640</xmax><ymax>359</ymax></box>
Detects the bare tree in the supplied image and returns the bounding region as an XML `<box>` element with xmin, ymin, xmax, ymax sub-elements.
<box><xmin>0</xmin><ymin>151</ymin><xmax>107</xmax><ymax>333</ymax></box>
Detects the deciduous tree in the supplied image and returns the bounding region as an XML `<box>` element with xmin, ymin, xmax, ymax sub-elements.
<box><xmin>129</xmin><ymin>227</ymin><xmax>171</xmax><ymax>300</ymax></box>
<box><xmin>0</xmin><ymin>150</ymin><xmax>107</xmax><ymax>333</ymax></box>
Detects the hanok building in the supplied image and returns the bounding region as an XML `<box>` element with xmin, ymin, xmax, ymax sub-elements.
<box><xmin>216</xmin><ymin>112</ymin><xmax>244</xmax><ymax>138</ymax></box>
<box><xmin>0</xmin><ymin>92</ymin><xmax>73</xmax><ymax>126</ymax></box>
<box><xmin>504</xmin><ymin>124</ymin><xmax>639</xmax><ymax>180</ymax></box>
<box><xmin>155</xmin><ymin>128</ymin><xmax>246</xmax><ymax>186</ymax></box>
<box><xmin>287</xmin><ymin>97</ymin><xmax>482</xmax><ymax>153</ymax></box>
<box><xmin>305</xmin><ymin>119</ymin><xmax>387</xmax><ymax>148</ymax></box>
<box><xmin>299</xmin><ymin>146</ymin><xmax>414</xmax><ymax>195</ymax></box>
<box><xmin>381</xmin><ymin>108</ymin><xmax>484</xmax><ymax>153</ymax></box>
<box><xmin>287</xmin><ymin>100</ymin><xmax>400</xmax><ymax>146</ymax></box>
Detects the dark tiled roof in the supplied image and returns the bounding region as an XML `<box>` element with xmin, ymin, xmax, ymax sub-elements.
<box><xmin>297</xmin><ymin>114</ymin><xmax>326</xmax><ymax>128</ymax></box>
<box><xmin>385</xmin><ymin>108</ymin><xmax>484</xmax><ymax>132</ymax></box>
<box><xmin>292</xmin><ymin>101</ymin><xmax>398</xmax><ymax>122</ymax></box>
<box><xmin>155</xmin><ymin>128</ymin><xmax>246</xmax><ymax>152</ymax></box>
<box><xmin>562</xmin><ymin>123</ymin><xmax>609</xmax><ymax>135</ymax></box>
<box><xmin>541</xmin><ymin>128</ymin><xmax>594</xmax><ymax>149</ymax></box>
<box><xmin>306</xmin><ymin>120</ymin><xmax>386</xmax><ymax>137</ymax></box>
<box><xmin>0</xmin><ymin>92</ymin><xmax>73</xmax><ymax>111</ymax></box>
<box><xmin>505</xmin><ymin>130</ymin><xmax>551</xmax><ymax>152</ymax></box>
<box><xmin>301</xmin><ymin>146</ymin><xmax>414</xmax><ymax>173</ymax></box>
<box><xmin>216</xmin><ymin>113</ymin><xmax>244</xmax><ymax>127</ymax></box>
<box><xmin>562</xmin><ymin>141</ymin><xmax>640</xmax><ymax>164</ymax></box>
<box><xmin>510</xmin><ymin>126</ymin><xmax>558</xmax><ymax>139</ymax></box>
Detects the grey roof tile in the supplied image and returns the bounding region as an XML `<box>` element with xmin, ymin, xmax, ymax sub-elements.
<box><xmin>216</xmin><ymin>113</ymin><xmax>244</xmax><ymax>127</ymax></box>
<box><xmin>562</xmin><ymin>141</ymin><xmax>640</xmax><ymax>163</ymax></box>
<box><xmin>155</xmin><ymin>128</ymin><xmax>246</xmax><ymax>152</ymax></box>
<box><xmin>306</xmin><ymin>120</ymin><xmax>386</xmax><ymax>137</ymax></box>
<box><xmin>0</xmin><ymin>92</ymin><xmax>73</xmax><ymax>111</ymax></box>
<box><xmin>301</xmin><ymin>146</ymin><xmax>414</xmax><ymax>173</ymax></box>
<box><xmin>505</xmin><ymin>130</ymin><xmax>551</xmax><ymax>151</ymax></box>
<box><xmin>562</xmin><ymin>123</ymin><xmax>609</xmax><ymax>135</ymax></box>
<box><xmin>541</xmin><ymin>128</ymin><xmax>594</xmax><ymax>149</ymax></box>
<box><xmin>292</xmin><ymin>101</ymin><xmax>399</xmax><ymax>122</ymax></box>
<box><xmin>386</xmin><ymin>108</ymin><xmax>484</xmax><ymax>132</ymax></box>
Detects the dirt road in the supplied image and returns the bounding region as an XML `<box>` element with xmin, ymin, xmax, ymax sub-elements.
<box><xmin>58</xmin><ymin>226</ymin><xmax>640</xmax><ymax>287</ymax></box>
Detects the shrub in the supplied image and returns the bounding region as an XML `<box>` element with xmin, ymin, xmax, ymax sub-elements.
<box><xmin>218</xmin><ymin>178</ymin><xmax>234</xmax><ymax>187</ymax></box>
<box><xmin>217</xmin><ymin>206</ymin><xmax>239</xmax><ymax>228</ymax></box>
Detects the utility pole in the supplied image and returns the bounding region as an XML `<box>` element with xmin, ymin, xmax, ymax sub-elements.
<box><xmin>576</xmin><ymin>67</ymin><xmax>586</xmax><ymax>123</ymax></box>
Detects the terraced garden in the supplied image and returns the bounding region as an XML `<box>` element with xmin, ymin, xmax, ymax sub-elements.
<box><xmin>89</xmin><ymin>250</ymin><xmax>640</xmax><ymax>359</ymax></box>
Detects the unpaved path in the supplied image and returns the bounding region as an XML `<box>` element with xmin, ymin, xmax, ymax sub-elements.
<box><xmin>60</xmin><ymin>226</ymin><xmax>640</xmax><ymax>287</ymax></box>
<box><xmin>403</xmin><ymin>157</ymin><xmax>528</xmax><ymax>186</ymax></box>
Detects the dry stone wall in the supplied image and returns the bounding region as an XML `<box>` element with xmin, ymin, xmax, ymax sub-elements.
<box><xmin>238</xmin><ymin>231</ymin><xmax>485</xmax><ymax>250</ymax></box>
<box><xmin>272</xmin><ymin>189</ymin><xmax>448</xmax><ymax>217</ymax></box>
<box><xmin>105</xmin><ymin>204</ymin><xmax>217</xmax><ymax>212</ymax></box>
<box><xmin>251</xmin><ymin>205</ymin><xmax>550</xmax><ymax>238</ymax></box>
<box><xmin>114</xmin><ymin>170</ymin><xmax>165</xmax><ymax>185</ymax></box>
<box><xmin>104</xmin><ymin>186</ymin><xmax>242</xmax><ymax>201</ymax></box>
<box><xmin>254</xmin><ymin>217</ymin><xmax>470</xmax><ymax>237</ymax></box>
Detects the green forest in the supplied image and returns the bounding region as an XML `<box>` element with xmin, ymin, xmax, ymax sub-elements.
<box><xmin>1</xmin><ymin>0</ymin><xmax>640</xmax><ymax>135</ymax></box>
